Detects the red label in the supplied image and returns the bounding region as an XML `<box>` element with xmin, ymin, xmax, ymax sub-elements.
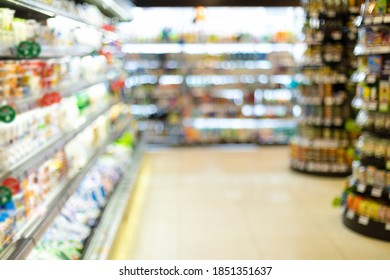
<box><xmin>51</xmin><ymin>92</ymin><xmax>62</xmax><ymax>103</ymax></box>
<box><xmin>2</xmin><ymin>177</ymin><xmax>20</xmax><ymax>194</ymax></box>
<box><xmin>111</xmin><ymin>79</ymin><xmax>125</xmax><ymax>91</ymax></box>
<box><xmin>40</xmin><ymin>92</ymin><xmax>62</xmax><ymax>106</ymax></box>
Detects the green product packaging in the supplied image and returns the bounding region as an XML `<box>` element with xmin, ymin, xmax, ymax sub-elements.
<box><xmin>375</xmin><ymin>0</ymin><xmax>387</xmax><ymax>14</ymax></box>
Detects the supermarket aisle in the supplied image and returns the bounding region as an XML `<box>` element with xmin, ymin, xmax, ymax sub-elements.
<box><xmin>110</xmin><ymin>147</ymin><xmax>390</xmax><ymax>260</ymax></box>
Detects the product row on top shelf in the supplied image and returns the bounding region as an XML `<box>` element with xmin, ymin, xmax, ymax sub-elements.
<box><xmin>289</xmin><ymin>0</ymin><xmax>360</xmax><ymax>177</ymax></box>
<box><xmin>1</xmin><ymin>0</ymin><xmax>131</xmax><ymax>25</ymax></box>
<box><xmin>27</xmin><ymin>125</ymin><xmax>137</xmax><ymax>260</ymax></box>
<box><xmin>0</xmin><ymin>3</ymin><xmax>123</xmax><ymax>62</ymax></box>
<box><xmin>338</xmin><ymin>0</ymin><xmax>390</xmax><ymax>242</ymax></box>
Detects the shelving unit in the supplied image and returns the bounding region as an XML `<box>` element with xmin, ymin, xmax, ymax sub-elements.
<box><xmin>289</xmin><ymin>0</ymin><xmax>360</xmax><ymax>176</ymax></box>
<box><xmin>340</xmin><ymin>3</ymin><xmax>390</xmax><ymax>241</ymax></box>
<box><xmin>0</xmin><ymin>0</ymin><xmax>137</xmax><ymax>259</ymax></box>
<box><xmin>82</xmin><ymin>136</ymin><xmax>145</xmax><ymax>260</ymax></box>
<box><xmin>2</xmin><ymin>0</ymin><xmax>128</xmax><ymax>34</ymax></box>
<box><xmin>124</xmin><ymin>42</ymin><xmax>299</xmax><ymax>145</ymax></box>
<box><xmin>0</xmin><ymin>117</ymin><xmax>131</xmax><ymax>260</ymax></box>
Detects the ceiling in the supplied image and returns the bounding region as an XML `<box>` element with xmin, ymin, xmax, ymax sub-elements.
<box><xmin>133</xmin><ymin>0</ymin><xmax>300</xmax><ymax>7</ymax></box>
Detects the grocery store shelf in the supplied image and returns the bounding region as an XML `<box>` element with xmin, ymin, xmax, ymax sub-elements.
<box><xmin>298</xmin><ymin>96</ymin><xmax>346</xmax><ymax>106</ymax></box>
<box><xmin>298</xmin><ymin>118</ymin><xmax>345</xmax><ymax>128</ymax></box>
<box><xmin>361</xmin><ymin>127</ymin><xmax>390</xmax><ymax>138</ymax></box>
<box><xmin>342</xmin><ymin>208</ymin><xmax>390</xmax><ymax>242</ymax></box>
<box><xmin>0</xmin><ymin>105</ymin><xmax>126</xmax><ymax>260</ymax></box>
<box><xmin>307</xmin><ymin>10</ymin><xmax>350</xmax><ymax>19</ymax></box>
<box><xmin>82</xmin><ymin>135</ymin><xmax>145</xmax><ymax>260</ymax></box>
<box><xmin>296</xmin><ymin>73</ymin><xmax>347</xmax><ymax>85</ymax></box>
<box><xmin>125</xmin><ymin>73</ymin><xmax>293</xmax><ymax>88</ymax></box>
<box><xmin>351</xmin><ymin>98</ymin><xmax>370</xmax><ymax>111</ymax></box>
<box><xmin>290</xmin><ymin>136</ymin><xmax>349</xmax><ymax>148</ymax></box>
<box><xmin>290</xmin><ymin>159</ymin><xmax>350</xmax><ymax>177</ymax></box>
<box><xmin>4</xmin><ymin>0</ymin><xmax>120</xmax><ymax>40</ymax></box>
<box><xmin>38</xmin><ymin>45</ymin><xmax>96</xmax><ymax>59</ymax></box>
<box><xmin>122</xmin><ymin>43</ymin><xmax>297</xmax><ymax>54</ymax></box>
<box><xmin>354</xmin><ymin>45</ymin><xmax>390</xmax><ymax>56</ymax></box>
<box><xmin>8</xmin><ymin>75</ymin><xmax>115</xmax><ymax>113</ymax></box>
<box><xmin>349</xmin><ymin>6</ymin><xmax>360</xmax><ymax>14</ymax></box>
<box><xmin>355</xmin><ymin>14</ymin><xmax>390</xmax><ymax>27</ymax></box>
<box><xmin>349</xmin><ymin>178</ymin><xmax>390</xmax><ymax>203</ymax></box>
<box><xmin>0</xmin><ymin>44</ymin><xmax>96</xmax><ymax>59</ymax></box>
<box><xmin>127</xmin><ymin>60</ymin><xmax>289</xmax><ymax>71</ymax></box>
<box><xmin>351</xmin><ymin>72</ymin><xmax>379</xmax><ymax>84</ymax></box>
<box><xmin>0</xmin><ymin>102</ymin><xmax>115</xmax><ymax>195</ymax></box>
<box><xmin>183</xmin><ymin>118</ymin><xmax>296</xmax><ymax>129</ymax></box>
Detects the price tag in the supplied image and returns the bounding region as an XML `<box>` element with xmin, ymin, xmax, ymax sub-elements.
<box><xmin>324</xmin><ymin>97</ymin><xmax>333</xmax><ymax>105</ymax></box>
<box><xmin>323</xmin><ymin>163</ymin><xmax>330</xmax><ymax>173</ymax></box>
<box><xmin>385</xmin><ymin>15</ymin><xmax>390</xmax><ymax>23</ymax></box>
<box><xmin>366</xmin><ymin>75</ymin><xmax>376</xmax><ymax>84</ymax></box>
<box><xmin>2</xmin><ymin>178</ymin><xmax>20</xmax><ymax>195</ymax></box>
<box><xmin>0</xmin><ymin>186</ymin><xmax>12</xmax><ymax>206</ymax></box>
<box><xmin>324</xmin><ymin>53</ymin><xmax>333</xmax><ymax>63</ymax></box>
<box><xmin>371</xmin><ymin>188</ymin><xmax>383</xmax><ymax>198</ymax></box>
<box><xmin>341</xmin><ymin>164</ymin><xmax>348</xmax><ymax>172</ymax></box>
<box><xmin>368</xmin><ymin>102</ymin><xmax>377</xmax><ymax>111</ymax></box>
<box><xmin>373</xmin><ymin>16</ymin><xmax>383</xmax><ymax>24</ymax></box>
<box><xmin>315</xmin><ymin>32</ymin><xmax>324</xmax><ymax>41</ymax></box>
<box><xmin>358</xmin><ymin>216</ymin><xmax>369</xmax><ymax>226</ymax></box>
<box><xmin>0</xmin><ymin>105</ymin><xmax>16</xmax><ymax>123</ymax></box>
<box><xmin>331</xmin><ymin>31</ymin><xmax>342</xmax><ymax>40</ymax></box>
<box><xmin>364</xmin><ymin>17</ymin><xmax>373</xmax><ymax>24</ymax></box>
<box><xmin>346</xmin><ymin>209</ymin><xmax>355</xmax><ymax>220</ymax></box>
<box><xmin>348</xmin><ymin>32</ymin><xmax>356</xmax><ymax>40</ymax></box>
<box><xmin>324</xmin><ymin>119</ymin><xmax>332</xmax><ymax>126</ymax></box>
<box><xmin>327</xmin><ymin>10</ymin><xmax>336</xmax><ymax>17</ymax></box>
<box><xmin>349</xmin><ymin>6</ymin><xmax>360</xmax><ymax>14</ymax></box>
<box><xmin>385</xmin><ymin>224</ymin><xmax>390</xmax><ymax>231</ymax></box>
<box><xmin>357</xmin><ymin>183</ymin><xmax>366</xmax><ymax>193</ymax></box>
<box><xmin>334</xmin><ymin>118</ymin><xmax>343</xmax><ymax>126</ymax></box>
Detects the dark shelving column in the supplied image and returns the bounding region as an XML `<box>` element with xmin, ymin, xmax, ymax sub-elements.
<box><xmin>289</xmin><ymin>0</ymin><xmax>360</xmax><ymax>176</ymax></box>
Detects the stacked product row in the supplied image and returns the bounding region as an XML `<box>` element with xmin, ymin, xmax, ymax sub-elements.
<box><xmin>0</xmin><ymin>6</ymin><xmax>108</xmax><ymax>54</ymax></box>
<box><xmin>0</xmin><ymin>85</ymin><xmax>127</xmax><ymax>254</ymax></box>
<box><xmin>28</xmin><ymin>132</ymin><xmax>135</xmax><ymax>260</ymax></box>
<box><xmin>125</xmin><ymin>46</ymin><xmax>298</xmax><ymax>145</ymax></box>
<box><xmin>0</xmin><ymin>56</ymin><xmax>109</xmax><ymax>100</ymax></box>
<box><xmin>340</xmin><ymin>0</ymin><xmax>390</xmax><ymax>241</ymax></box>
<box><xmin>0</xmin><ymin>0</ymin><xmax>132</xmax><ymax>259</ymax></box>
<box><xmin>290</xmin><ymin>0</ymin><xmax>361</xmax><ymax>176</ymax></box>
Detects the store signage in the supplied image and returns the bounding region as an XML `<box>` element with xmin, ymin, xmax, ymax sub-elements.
<box><xmin>0</xmin><ymin>186</ymin><xmax>13</xmax><ymax>206</ymax></box>
<box><xmin>2</xmin><ymin>178</ymin><xmax>20</xmax><ymax>195</ymax></box>
<box><xmin>0</xmin><ymin>105</ymin><xmax>16</xmax><ymax>123</ymax></box>
<box><xmin>17</xmin><ymin>41</ymin><xmax>41</xmax><ymax>58</ymax></box>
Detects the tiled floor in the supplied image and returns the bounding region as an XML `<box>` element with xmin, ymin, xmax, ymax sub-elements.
<box><xmin>110</xmin><ymin>146</ymin><xmax>390</xmax><ymax>260</ymax></box>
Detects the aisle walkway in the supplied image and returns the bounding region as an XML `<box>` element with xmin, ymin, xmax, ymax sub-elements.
<box><xmin>110</xmin><ymin>146</ymin><xmax>390</xmax><ymax>260</ymax></box>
